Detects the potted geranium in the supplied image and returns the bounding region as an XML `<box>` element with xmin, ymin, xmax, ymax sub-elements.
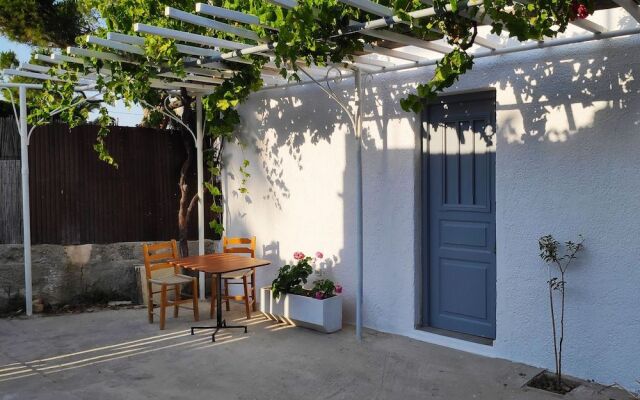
<box><xmin>260</xmin><ymin>251</ymin><xmax>342</xmax><ymax>333</ymax></box>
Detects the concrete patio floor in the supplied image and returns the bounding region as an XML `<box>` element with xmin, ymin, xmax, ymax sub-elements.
<box><xmin>0</xmin><ymin>304</ymin><xmax>630</xmax><ymax>400</ymax></box>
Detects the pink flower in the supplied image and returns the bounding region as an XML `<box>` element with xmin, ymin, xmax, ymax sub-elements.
<box><xmin>335</xmin><ymin>285</ymin><xmax>343</xmax><ymax>294</ymax></box>
<box><xmin>315</xmin><ymin>251</ymin><xmax>324</xmax><ymax>259</ymax></box>
<box><xmin>571</xmin><ymin>1</ymin><xmax>589</xmax><ymax>19</ymax></box>
<box><xmin>293</xmin><ymin>251</ymin><xmax>305</xmax><ymax>260</ymax></box>
<box><xmin>314</xmin><ymin>291</ymin><xmax>324</xmax><ymax>300</ymax></box>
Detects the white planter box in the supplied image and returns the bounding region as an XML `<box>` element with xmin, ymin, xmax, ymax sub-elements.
<box><xmin>260</xmin><ymin>287</ymin><xmax>342</xmax><ymax>333</ymax></box>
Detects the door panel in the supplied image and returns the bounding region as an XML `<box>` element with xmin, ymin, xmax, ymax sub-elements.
<box><xmin>422</xmin><ymin>92</ymin><xmax>496</xmax><ymax>339</ymax></box>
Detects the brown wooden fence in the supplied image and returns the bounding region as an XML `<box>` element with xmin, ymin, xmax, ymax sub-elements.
<box><xmin>0</xmin><ymin>119</ymin><xmax>213</xmax><ymax>245</ymax></box>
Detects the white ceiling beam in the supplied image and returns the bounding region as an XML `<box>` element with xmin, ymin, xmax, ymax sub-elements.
<box><xmin>34</xmin><ymin>54</ymin><xmax>63</xmax><ymax>65</ymax></box>
<box><xmin>19</xmin><ymin>63</ymin><xmax>53</xmax><ymax>73</ymax></box>
<box><xmin>150</xmin><ymin>78</ymin><xmax>218</xmax><ymax>91</ymax></box>
<box><xmin>165</xmin><ymin>7</ymin><xmax>263</xmax><ymax>42</ymax></box>
<box><xmin>67</xmin><ymin>47</ymin><xmax>138</xmax><ymax>64</ymax></box>
<box><xmin>195</xmin><ymin>3</ymin><xmax>260</xmax><ymax>26</ymax></box>
<box><xmin>361</xmin><ymin>30</ymin><xmax>452</xmax><ymax>53</ymax></box>
<box><xmin>3</xmin><ymin>69</ymin><xmax>61</xmax><ymax>81</ymax></box>
<box><xmin>157</xmin><ymin>72</ymin><xmax>225</xmax><ymax>84</ymax></box>
<box><xmin>267</xmin><ymin>0</ymin><xmax>298</xmax><ymax>9</ymax></box>
<box><xmin>613</xmin><ymin>0</ymin><xmax>640</xmax><ymax>24</ymax></box>
<box><xmin>107</xmin><ymin>32</ymin><xmax>145</xmax><ymax>46</ymax></box>
<box><xmin>87</xmin><ymin>36</ymin><xmax>145</xmax><ymax>55</ymax></box>
<box><xmin>338</xmin><ymin>0</ymin><xmax>393</xmax><ymax>17</ymax></box>
<box><xmin>134</xmin><ymin>23</ymin><xmax>251</xmax><ymax>50</ymax></box>
<box><xmin>175</xmin><ymin>44</ymin><xmax>221</xmax><ymax>58</ymax></box>
<box><xmin>570</xmin><ymin>18</ymin><xmax>608</xmax><ymax>33</ymax></box>
<box><xmin>353</xmin><ymin>55</ymin><xmax>398</xmax><ymax>68</ymax></box>
<box><xmin>363</xmin><ymin>44</ymin><xmax>428</xmax><ymax>62</ymax></box>
<box><xmin>3</xmin><ymin>69</ymin><xmax>94</xmax><ymax>84</ymax></box>
<box><xmin>470</xmin><ymin>35</ymin><xmax>503</xmax><ymax>50</ymax></box>
<box><xmin>107</xmin><ymin>32</ymin><xmax>220</xmax><ymax>57</ymax></box>
<box><xmin>50</xmin><ymin>54</ymin><xmax>86</xmax><ymax>65</ymax></box>
<box><xmin>184</xmin><ymin>67</ymin><xmax>235</xmax><ymax>79</ymax></box>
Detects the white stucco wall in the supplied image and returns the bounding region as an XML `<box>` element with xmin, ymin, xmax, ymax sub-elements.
<box><xmin>224</xmin><ymin>34</ymin><xmax>640</xmax><ymax>391</ymax></box>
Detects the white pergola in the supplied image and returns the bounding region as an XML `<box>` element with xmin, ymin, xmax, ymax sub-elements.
<box><xmin>3</xmin><ymin>0</ymin><xmax>640</xmax><ymax>340</ymax></box>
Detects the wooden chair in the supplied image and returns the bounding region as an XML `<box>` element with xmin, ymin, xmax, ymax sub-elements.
<box><xmin>210</xmin><ymin>236</ymin><xmax>257</xmax><ymax>320</ymax></box>
<box><xmin>142</xmin><ymin>240</ymin><xmax>199</xmax><ymax>330</ymax></box>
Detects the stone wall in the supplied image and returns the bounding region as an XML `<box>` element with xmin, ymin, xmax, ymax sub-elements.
<box><xmin>0</xmin><ymin>240</ymin><xmax>215</xmax><ymax>313</ymax></box>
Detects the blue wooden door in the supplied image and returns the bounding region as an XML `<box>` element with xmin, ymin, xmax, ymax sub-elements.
<box><xmin>422</xmin><ymin>91</ymin><xmax>496</xmax><ymax>339</ymax></box>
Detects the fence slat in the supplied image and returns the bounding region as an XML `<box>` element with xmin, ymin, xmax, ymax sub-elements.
<box><xmin>0</xmin><ymin>160</ymin><xmax>22</xmax><ymax>243</ymax></box>
<box><xmin>0</xmin><ymin>120</ymin><xmax>213</xmax><ymax>245</ymax></box>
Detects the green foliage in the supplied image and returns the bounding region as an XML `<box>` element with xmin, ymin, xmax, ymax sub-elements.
<box><xmin>309</xmin><ymin>279</ymin><xmax>337</xmax><ymax>299</ymax></box>
<box><xmin>400</xmin><ymin>48</ymin><xmax>474</xmax><ymax>112</ymax></box>
<box><xmin>0</xmin><ymin>51</ymin><xmax>17</xmax><ymax>69</ymax></box>
<box><xmin>0</xmin><ymin>0</ymin><xmax>95</xmax><ymax>47</ymax></box>
<box><xmin>271</xmin><ymin>256</ymin><xmax>314</xmax><ymax>299</ymax></box>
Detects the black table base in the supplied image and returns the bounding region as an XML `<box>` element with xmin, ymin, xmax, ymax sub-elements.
<box><xmin>190</xmin><ymin>272</ymin><xmax>248</xmax><ymax>342</ymax></box>
<box><xmin>190</xmin><ymin>320</ymin><xmax>247</xmax><ymax>342</ymax></box>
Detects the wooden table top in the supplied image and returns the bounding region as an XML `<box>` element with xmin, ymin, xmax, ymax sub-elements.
<box><xmin>170</xmin><ymin>253</ymin><xmax>271</xmax><ymax>274</ymax></box>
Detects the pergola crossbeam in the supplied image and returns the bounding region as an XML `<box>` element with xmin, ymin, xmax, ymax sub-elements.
<box><xmin>613</xmin><ymin>0</ymin><xmax>640</xmax><ymax>23</ymax></box>
<box><xmin>134</xmin><ymin>23</ymin><xmax>251</xmax><ymax>50</ymax></box>
<box><xmin>361</xmin><ymin>30</ymin><xmax>452</xmax><ymax>54</ymax></box>
<box><xmin>570</xmin><ymin>18</ymin><xmax>608</xmax><ymax>33</ymax></box>
<box><xmin>34</xmin><ymin>54</ymin><xmax>64</xmax><ymax>65</ymax></box>
<box><xmin>165</xmin><ymin>7</ymin><xmax>263</xmax><ymax>42</ymax></box>
<box><xmin>195</xmin><ymin>3</ymin><xmax>260</xmax><ymax>26</ymax></box>
<box><xmin>87</xmin><ymin>36</ymin><xmax>145</xmax><ymax>56</ymax></box>
<box><xmin>337</xmin><ymin>0</ymin><xmax>393</xmax><ymax>17</ymax></box>
<box><xmin>363</xmin><ymin>44</ymin><xmax>427</xmax><ymax>62</ymax></box>
<box><xmin>67</xmin><ymin>47</ymin><xmax>137</xmax><ymax>64</ymax></box>
<box><xmin>51</xmin><ymin>54</ymin><xmax>86</xmax><ymax>65</ymax></box>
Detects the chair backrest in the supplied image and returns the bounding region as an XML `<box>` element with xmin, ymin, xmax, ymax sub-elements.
<box><xmin>142</xmin><ymin>240</ymin><xmax>180</xmax><ymax>279</ymax></box>
<box><xmin>223</xmin><ymin>236</ymin><xmax>256</xmax><ymax>258</ymax></box>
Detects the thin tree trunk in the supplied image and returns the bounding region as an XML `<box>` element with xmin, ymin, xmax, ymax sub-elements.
<box><xmin>558</xmin><ymin>271</ymin><xmax>566</xmax><ymax>387</ymax></box>
<box><xmin>549</xmin><ymin>279</ymin><xmax>560</xmax><ymax>384</ymax></box>
<box><xmin>177</xmin><ymin>90</ymin><xmax>197</xmax><ymax>257</ymax></box>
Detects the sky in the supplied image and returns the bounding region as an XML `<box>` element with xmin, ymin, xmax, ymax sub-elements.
<box><xmin>0</xmin><ymin>36</ymin><xmax>143</xmax><ymax>126</ymax></box>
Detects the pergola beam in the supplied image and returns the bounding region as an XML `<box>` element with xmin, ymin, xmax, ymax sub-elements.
<box><xmin>361</xmin><ymin>30</ymin><xmax>452</xmax><ymax>54</ymax></box>
<box><xmin>134</xmin><ymin>23</ymin><xmax>251</xmax><ymax>50</ymax></box>
<box><xmin>337</xmin><ymin>0</ymin><xmax>393</xmax><ymax>17</ymax></box>
<box><xmin>107</xmin><ymin>32</ymin><xmax>221</xmax><ymax>58</ymax></box>
<box><xmin>166</xmin><ymin>7</ymin><xmax>263</xmax><ymax>42</ymax></box>
<box><xmin>87</xmin><ymin>36</ymin><xmax>145</xmax><ymax>56</ymax></box>
<box><xmin>570</xmin><ymin>18</ymin><xmax>608</xmax><ymax>33</ymax></box>
<box><xmin>3</xmin><ymin>68</ymin><xmax>94</xmax><ymax>84</ymax></box>
<box><xmin>363</xmin><ymin>44</ymin><xmax>428</xmax><ymax>63</ymax></box>
<box><xmin>613</xmin><ymin>0</ymin><xmax>640</xmax><ymax>23</ymax></box>
<box><xmin>195</xmin><ymin>3</ymin><xmax>260</xmax><ymax>26</ymax></box>
<box><xmin>67</xmin><ymin>47</ymin><xmax>137</xmax><ymax>64</ymax></box>
<box><xmin>34</xmin><ymin>54</ymin><xmax>63</xmax><ymax>65</ymax></box>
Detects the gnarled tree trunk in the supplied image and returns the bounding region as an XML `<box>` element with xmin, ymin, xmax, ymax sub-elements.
<box><xmin>177</xmin><ymin>89</ymin><xmax>199</xmax><ymax>257</ymax></box>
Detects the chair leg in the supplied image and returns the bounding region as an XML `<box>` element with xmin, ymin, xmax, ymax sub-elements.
<box><xmin>192</xmin><ymin>278</ymin><xmax>199</xmax><ymax>322</ymax></box>
<box><xmin>174</xmin><ymin>284</ymin><xmax>180</xmax><ymax>318</ymax></box>
<box><xmin>160</xmin><ymin>284</ymin><xmax>167</xmax><ymax>330</ymax></box>
<box><xmin>210</xmin><ymin>275</ymin><xmax>217</xmax><ymax>320</ymax></box>
<box><xmin>242</xmin><ymin>275</ymin><xmax>251</xmax><ymax>319</ymax></box>
<box><xmin>251</xmin><ymin>268</ymin><xmax>257</xmax><ymax>312</ymax></box>
<box><xmin>147</xmin><ymin>282</ymin><xmax>154</xmax><ymax>323</ymax></box>
<box><xmin>224</xmin><ymin>279</ymin><xmax>230</xmax><ymax>311</ymax></box>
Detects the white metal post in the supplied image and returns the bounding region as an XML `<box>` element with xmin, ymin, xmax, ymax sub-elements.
<box><xmin>19</xmin><ymin>85</ymin><xmax>32</xmax><ymax>316</ymax></box>
<box><xmin>196</xmin><ymin>95</ymin><xmax>205</xmax><ymax>300</ymax></box>
<box><xmin>354</xmin><ymin>69</ymin><xmax>364</xmax><ymax>340</ymax></box>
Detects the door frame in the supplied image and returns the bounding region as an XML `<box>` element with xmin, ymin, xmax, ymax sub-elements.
<box><xmin>416</xmin><ymin>89</ymin><xmax>497</xmax><ymax>340</ymax></box>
